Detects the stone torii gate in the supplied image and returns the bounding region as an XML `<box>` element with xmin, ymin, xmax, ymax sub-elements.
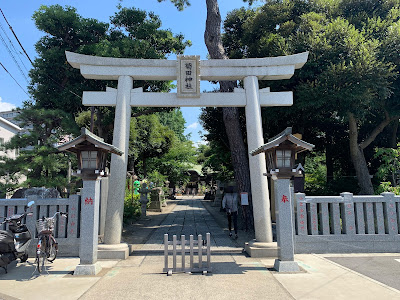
<box><xmin>66</xmin><ymin>51</ymin><xmax>308</xmax><ymax>258</ymax></box>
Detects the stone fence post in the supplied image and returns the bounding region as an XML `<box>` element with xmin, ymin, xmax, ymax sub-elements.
<box><xmin>273</xmin><ymin>178</ymin><xmax>300</xmax><ymax>272</ymax></box>
<box><xmin>382</xmin><ymin>192</ymin><xmax>398</xmax><ymax>235</ymax></box>
<box><xmin>74</xmin><ymin>178</ymin><xmax>102</xmax><ymax>275</ymax></box>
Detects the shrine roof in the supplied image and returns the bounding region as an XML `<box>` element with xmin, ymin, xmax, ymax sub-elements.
<box><xmin>250</xmin><ymin>127</ymin><xmax>315</xmax><ymax>156</ymax></box>
<box><xmin>56</xmin><ymin>128</ymin><xmax>123</xmax><ymax>155</ymax></box>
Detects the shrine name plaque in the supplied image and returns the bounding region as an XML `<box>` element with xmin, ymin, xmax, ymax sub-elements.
<box><xmin>177</xmin><ymin>55</ymin><xmax>200</xmax><ymax>98</ymax></box>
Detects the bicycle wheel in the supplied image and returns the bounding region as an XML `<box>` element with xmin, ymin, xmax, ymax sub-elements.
<box><xmin>36</xmin><ymin>237</ymin><xmax>46</xmax><ymax>273</ymax></box>
<box><xmin>47</xmin><ymin>236</ymin><xmax>58</xmax><ymax>262</ymax></box>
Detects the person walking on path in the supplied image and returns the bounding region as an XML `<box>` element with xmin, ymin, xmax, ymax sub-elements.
<box><xmin>222</xmin><ymin>186</ymin><xmax>239</xmax><ymax>239</ymax></box>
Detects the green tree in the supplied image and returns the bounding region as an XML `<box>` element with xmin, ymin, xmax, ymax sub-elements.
<box><xmin>297</xmin><ymin>16</ymin><xmax>396</xmax><ymax>194</ymax></box>
<box><xmin>147</xmin><ymin>139</ymin><xmax>197</xmax><ymax>191</ymax></box>
<box><xmin>29</xmin><ymin>5</ymin><xmax>109</xmax><ymax>114</ymax></box>
<box><xmin>374</xmin><ymin>143</ymin><xmax>400</xmax><ymax>189</ymax></box>
<box><xmin>129</xmin><ymin>114</ymin><xmax>175</xmax><ymax>177</ymax></box>
<box><xmin>29</xmin><ymin>5</ymin><xmax>191</xmax><ymax>140</ymax></box>
<box><xmin>157</xmin><ymin>109</ymin><xmax>187</xmax><ymax>141</ymax></box>
<box><xmin>145</xmin><ymin>109</ymin><xmax>196</xmax><ymax>191</ymax></box>
<box><xmin>221</xmin><ymin>0</ymin><xmax>400</xmax><ymax>195</ymax></box>
<box><xmin>3</xmin><ymin>5</ymin><xmax>191</xmax><ymax>193</ymax></box>
<box><xmin>197</xmin><ymin>142</ymin><xmax>234</xmax><ymax>181</ymax></box>
<box><xmin>0</xmin><ymin>109</ymin><xmax>78</xmax><ymax>194</ymax></box>
<box><xmin>199</xmin><ymin>107</ymin><xmax>236</xmax><ymax>181</ymax></box>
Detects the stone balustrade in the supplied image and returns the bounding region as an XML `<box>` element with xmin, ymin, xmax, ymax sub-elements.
<box><xmin>294</xmin><ymin>192</ymin><xmax>400</xmax><ymax>253</ymax></box>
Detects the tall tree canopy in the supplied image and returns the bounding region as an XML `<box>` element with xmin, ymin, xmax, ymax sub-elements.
<box><xmin>29</xmin><ymin>4</ymin><xmax>191</xmax><ymax>142</ymax></box>
<box><xmin>220</xmin><ymin>0</ymin><xmax>400</xmax><ymax>194</ymax></box>
<box><xmin>1</xmin><ymin>5</ymin><xmax>193</xmax><ymax>194</ymax></box>
<box><xmin>30</xmin><ymin>5</ymin><xmax>190</xmax><ymax>114</ymax></box>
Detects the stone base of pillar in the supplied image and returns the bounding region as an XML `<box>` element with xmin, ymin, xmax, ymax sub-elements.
<box><xmin>97</xmin><ymin>243</ymin><xmax>129</xmax><ymax>260</ymax></box>
<box><xmin>273</xmin><ymin>259</ymin><xmax>300</xmax><ymax>272</ymax></box>
<box><xmin>244</xmin><ymin>240</ymin><xmax>278</xmax><ymax>258</ymax></box>
<box><xmin>74</xmin><ymin>262</ymin><xmax>102</xmax><ymax>276</ymax></box>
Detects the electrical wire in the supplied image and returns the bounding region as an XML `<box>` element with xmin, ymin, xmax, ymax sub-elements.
<box><xmin>0</xmin><ymin>61</ymin><xmax>30</xmax><ymax>97</ymax></box>
<box><xmin>0</xmin><ymin>21</ymin><xmax>30</xmax><ymax>73</ymax></box>
<box><xmin>0</xmin><ymin>8</ymin><xmax>33</xmax><ymax>64</ymax></box>
<box><xmin>0</xmin><ymin>7</ymin><xmax>82</xmax><ymax>100</ymax></box>
<box><xmin>0</xmin><ymin>25</ymin><xmax>29</xmax><ymax>83</ymax></box>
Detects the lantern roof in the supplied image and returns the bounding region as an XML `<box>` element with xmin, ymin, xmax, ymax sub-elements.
<box><xmin>57</xmin><ymin>127</ymin><xmax>123</xmax><ymax>156</ymax></box>
<box><xmin>250</xmin><ymin>127</ymin><xmax>314</xmax><ymax>156</ymax></box>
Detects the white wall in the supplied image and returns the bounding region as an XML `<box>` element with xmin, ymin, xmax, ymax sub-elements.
<box><xmin>0</xmin><ymin>116</ymin><xmax>21</xmax><ymax>159</ymax></box>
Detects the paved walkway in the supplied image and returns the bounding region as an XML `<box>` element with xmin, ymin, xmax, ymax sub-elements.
<box><xmin>139</xmin><ymin>196</ymin><xmax>239</xmax><ymax>253</ymax></box>
<box><xmin>80</xmin><ymin>196</ymin><xmax>292</xmax><ymax>300</ymax></box>
<box><xmin>1</xmin><ymin>196</ymin><xmax>400</xmax><ymax>300</ymax></box>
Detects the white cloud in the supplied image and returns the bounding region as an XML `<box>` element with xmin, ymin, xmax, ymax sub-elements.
<box><xmin>194</xmin><ymin>140</ymin><xmax>208</xmax><ymax>148</ymax></box>
<box><xmin>0</xmin><ymin>97</ymin><xmax>16</xmax><ymax>112</ymax></box>
<box><xmin>187</xmin><ymin>122</ymin><xmax>199</xmax><ymax>129</ymax></box>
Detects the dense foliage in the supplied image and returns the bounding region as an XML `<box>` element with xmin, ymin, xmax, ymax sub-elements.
<box><xmin>203</xmin><ymin>0</ymin><xmax>400</xmax><ymax>195</ymax></box>
<box><xmin>0</xmin><ymin>108</ymin><xmax>78</xmax><ymax>195</ymax></box>
<box><xmin>0</xmin><ymin>5</ymin><xmax>195</xmax><ymax>197</ymax></box>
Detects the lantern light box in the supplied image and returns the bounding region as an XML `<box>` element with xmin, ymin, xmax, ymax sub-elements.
<box><xmin>57</xmin><ymin>128</ymin><xmax>123</xmax><ymax>180</ymax></box>
<box><xmin>251</xmin><ymin>127</ymin><xmax>314</xmax><ymax>179</ymax></box>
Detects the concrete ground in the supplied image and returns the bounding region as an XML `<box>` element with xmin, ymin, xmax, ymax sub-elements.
<box><xmin>1</xmin><ymin>196</ymin><xmax>400</xmax><ymax>300</ymax></box>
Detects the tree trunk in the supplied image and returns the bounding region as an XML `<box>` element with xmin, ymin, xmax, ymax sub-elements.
<box><xmin>95</xmin><ymin>109</ymin><xmax>104</xmax><ymax>139</ymax></box>
<box><xmin>204</xmin><ymin>0</ymin><xmax>253</xmax><ymax>228</ymax></box>
<box><xmin>348</xmin><ymin>112</ymin><xmax>374</xmax><ymax>194</ymax></box>
<box><xmin>142</xmin><ymin>154</ymin><xmax>147</xmax><ymax>178</ymax></box>
<box><xmin>222</xmin><ymin>107</ymin><xmax>251</xmax><ymax>196</ymax></box>
<box><xmin>326</xmin><ymin>137</ymin><xmax>334</xmax><ymax>185</ymax></box>
<box><xmin>390</xmin><ymin>121</ymin><xmax>398</xmax><ymax>148</ymax></box>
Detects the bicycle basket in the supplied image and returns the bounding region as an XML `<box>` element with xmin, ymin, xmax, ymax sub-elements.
<box><xmin>36</xmin><ymin>218</ymin><xmax>55</xmax><ymax>233</ymax></box>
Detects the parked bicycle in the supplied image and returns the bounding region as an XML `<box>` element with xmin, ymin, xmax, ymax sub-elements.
<box><xmin>35</xmin><ymin>212</ymin><xmax>67</xmax><ymax>273</ymax></box>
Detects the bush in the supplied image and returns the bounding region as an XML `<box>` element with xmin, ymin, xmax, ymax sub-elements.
<box><xmin>123</xmin><ymin>189</ymin><xmax>141</xmax><ymax>221</ymax></box>
<box><xmin>304</xmin><ymin>153</ymin><xmax>329</xmax><ymax>195</ymax></box>
<box><xmin>304</xmin><ymin>153</ymin><xmax>360</xmax><ymax>195</ymax></box>
<box><xmin>375</xmin><ymin>182</ymin><xmax>400</xmax><ymax>195</ymax></box>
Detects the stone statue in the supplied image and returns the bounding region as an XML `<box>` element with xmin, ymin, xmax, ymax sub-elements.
<box><xmin>139</xmin><ymin>183</ymin><xmax>150</xmax><ymax>217</ymax></box>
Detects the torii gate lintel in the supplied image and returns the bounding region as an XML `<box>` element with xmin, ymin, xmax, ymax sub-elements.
<box><xmin>81</xmin><ymin>87</ymin><xmax>293</xmax><ymax>107</ymax></box>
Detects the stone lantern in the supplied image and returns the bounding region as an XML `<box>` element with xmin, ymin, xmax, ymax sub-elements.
<box><xmin>251</xmin><ymin>127</ymin><xmax>314</xmax><ymax>272</ymax></box>
<box><xmin>251</xmin><ymin>127</ymin><xmax>314</xmax><ymax>180</ymax></box>
<box><xmin>57</xmin><ymin>128</ymin><xmax>123</xmax><ymax>180</ymax></box>
<box><xmin>57</xmin><ymin>128</ymin><xmax>122</xmax><ymax>275</ymax></box>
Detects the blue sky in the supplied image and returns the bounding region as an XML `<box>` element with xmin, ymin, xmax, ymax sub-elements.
<box><xmin>0</xmin><ymin>0</ymin><xmax>261</xmax><ymax>145</ymax></box>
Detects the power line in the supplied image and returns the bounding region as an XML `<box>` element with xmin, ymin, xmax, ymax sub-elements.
<box><xmin>0</xmin><ymin>61</ymin><xmax>30</xmax><ymax>98</ymax></box>
<box><xmin>44</xmin><ymin>72</ymin><xmax>82</xmax><ymax>99</ymax></box>
<box><xmin>0</xmin><ymin>21</ymin><xmax>29</xmax><ymax>73</ymax></box>
<box><xmin>0</xmin><ymin>29</ymin><xmax>29</xmax><ymax>83</ymax></box>
<box><xmin>0</xmin><ymin>8</ymin><xmax>81</xmax><ymax>100</ymax></box>
<box><xmin>0</xmin><ymin>8</ymin><xmax>33</xmax><ymax>64</ymax></box>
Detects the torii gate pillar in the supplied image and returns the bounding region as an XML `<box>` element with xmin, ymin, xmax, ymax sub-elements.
<box><xmin>65</xmin><ymin>51</ymin><xmax>308</xmax><ymax>258</ymax></box>
<box><xmin>104</xmin><ymin>76</ymin><xmax>132</xmax><ymax>245</ymax></box>
<box><xmin>244</xmin><ymin>76</ymin><xmax>272</xmax><ymax>243</ymax></box>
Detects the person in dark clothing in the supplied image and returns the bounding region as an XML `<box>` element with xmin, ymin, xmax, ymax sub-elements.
<box><xmin>222</xmin><ymin>186</ymin><xmax>239</xmax><ymax>239</ymax></box>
